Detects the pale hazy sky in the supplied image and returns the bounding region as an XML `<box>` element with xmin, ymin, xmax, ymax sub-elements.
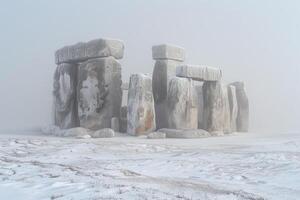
<box><xmin>0</xmin><ymin>0</ymin><xmax>299</xmax><ymax>132</ymax></box>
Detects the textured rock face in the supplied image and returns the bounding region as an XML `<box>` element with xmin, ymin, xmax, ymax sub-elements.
<box><xmin>111</xmin><ymin>117</ymin><xmax>119</xmax><ymax>132</ymax></box>
<box><xmin>152</xmin><ymin>44</ymin><xmax>185</xmax><ymax>61</ymax></box>
<box><xmin>91</xmin><ymin>128</ymin><xmax>115</xmax><ymax>138</ymax></box>
<box><xmin>167</xmin><ymin>77</ymin><xmax>198</xmax><ymax>129</ymax></box>
<box><xmin>127</xmin><ymin>74</ymin><xmax>156</xmax><ymax>135</ymax></box>
<box><xmin>55</xmin><ymin>38</ymin><xmax>124</xmax><ymax>64</ymax></box>
<box><xmin>194</xmin><ymin>82</ymin><xmax>204</xmax><ymax>129</ymax></box>
<box><xmin>119</xmin><ymin>106</ymin><xmax>127</xmax><ymax>133</ymax></box>
<box><xmin>147</xmin><ymin>132</ymin><xmax>166</xmax><ymax>139</ymax></box>
<box><xmin>77</xmin><ymin>57</ymin><xmax>122</xmax><ymax>130</ymax></box>
<box><xmin>202</xmin><ymin>81</ymin><xmax>231</xmax><ymax>133</ymax></box>
<box><xmin>230</xmin><ymin>82</ymin><xmax>249</xmax><ymax>132</ymax></box>
<box><xmin>152</xmin><ymin>60</ymin><xmax>181</xmax><ymax>129</ymax></box>
<box><xmin>227</xmin><ymin>85</ymin><xmax>238</xmax><ymax>132</ymax></box>
<box><xmin>53</xmin><ymin>63</ymin><xmax>79</xmax><ymax>129</ymax></box>
<box><xmin>158</xmin><ymin>128</ymin><xmax>210</xmax><ymax>138</ymax></box>
<box><xmin>176</xmin><ymin>65</ymin><xmax>222</xmax><ymax>81</ymax></box>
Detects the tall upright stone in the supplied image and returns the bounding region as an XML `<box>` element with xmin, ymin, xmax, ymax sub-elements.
<box><xmin>77</xmin><ymin>57</ymin><xmax>122</xmax><ymax>130</ymax></box>
<box><xmin>127</xmin><ymin>74</ymin><xmax>156</xmax><ymax>135</ymax></box>
<box><xmin>152</xmin><ymin>44</ymin><xmax>185</xmax><ymax>129</ymax></box>
<box><xmin>53</xmin><ymin>63</ymin><xmax>79</xmax><ymax>129</ymax></box>
<box><xmin>227</xmin><ymin>85</ymin><xmax>238</xmax><ymax>132</ymax></box>
<box><xmin>202</xmin><ymin>81</ymin><xmax>231</xmax><ymax>133</ymax></box>
<box><xmin>230</xmin><ymin>82</ymin><xmax>249</xmax><ymax>132</ymax></box>
<box><xmin>167</xmin><ymin>77</ymin><xmax>198</xmax><ymax>129</ymax></box>
<box><xmin>193</xmin><ymin>82</ymin><xmax>204</xmax><ymax>129</ymax></box>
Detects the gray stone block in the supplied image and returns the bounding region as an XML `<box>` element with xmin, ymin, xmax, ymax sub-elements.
<box><xmin>127</xmin><ymin>74</ymin><xmax>156</xmax><ymax>136</ymax></box>
<box><xmin>158</xmin><ymin>128</ymin><xmax>210</xmax><ymax>138</ymax></box>
<box><xmin>55</xmin><ymin>38</ymin><xmax>124</xmax><ymax>64</ymax></box>
<box><xmin>53</xmin><ymin>63</ymin><xmax>79</xmax><ymax>129</ymax></box>
<box><xmin>230</xmin><ymin>82</ymin><xmax>249</xmax><ymax>132</ymax></box>
<box><xmin>91</xmin><ymin>128</ymin><xmax>115</xmax><ymax>138</ymax></box>
<box><xmin>167</xmin><ymin>77</ymin><xmax>198</xmax><ymax>129</ymax></box>
<box><xmin>152</xmin><ymin>44</ymin><xmax>185</xmax><ymax>61</ymax></box>
<box><xmin>77</xmin><ymin>57</ymin><xmax>122</xmax><ymax>130</ymax></box>
<box><xmin>202</xmin><ymin>81</ymin><xmax>231</xmax><ymax>133</ymax></box>
<box><xmin>193</xmin><ymin>82</ymin><xmax>204</xmax><ymax>129</ymax></box>
<box><xmin>227</xmin><ymin>85</ymin><xmax>238</xmax><ymax>132</ymax></box>
<box><xmin>152</xmin><ymin>59</ymin><xmax>181</xmax><ymax>129</ymax></box>
<box><xmin>147</xmin><ymin>132</ymin><xmax>166</xmax><ymax>139</ymax></box>
<box><xmin>111</xmin><ymin>117</ymin><xmax>120</xmax><ymax>132</ymax></box>
<box><xmin>176</xmin><ymin>65</ymin><xmax>222</xmax><ymax>81</ymax></box>
<box><xmin>119</xmin><ymin>106</ymin><xmax>127</xmax><ymax>133</ymax></box>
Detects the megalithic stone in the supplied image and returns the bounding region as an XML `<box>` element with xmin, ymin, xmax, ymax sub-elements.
<box><xmin>202</xmin><ymin>81</ymin><xmax>231</xmax><ymax>133</ymax></box>
<box><xmin>193</xmin><ymin>81</ymin><xmax>204</xmax><ymax>129</ymax></box>
<box><xmin>230</xmin><ymin>82</ymin><xmax>249</xmax><ymax>132</ymax></box>
<box><xmin>227</xmin><ymin>85</ymin><xmax>238</xmax><ymax>132</ymax></box>
<box><xmin>152</xmin><ymin>44</ymin><xmax>185</xmax><ymax>129</ymax></box>
<box><xmin>53</xmin><ymin>63</ymin><xmax>79</xmax><ymax>129</ymax></box>
<box><xmin>152</xmin><ymin>60</ymin><xmax>182</xmax><ymax>129</ymax></box>
<box><xmin>55</xmin><ymin>38</ymin><xmax>124</xmax><ymax>64</ymax></box>
<box><xmin>127</xmin><ymin>74</ymin><xmax>156</xmax><ymax>135</ymax></box>
<box><xmin>176</xmin><ymin>65</ymin><xmax>222</xmax><ymax>81</ymax></box>
<box><xmin>77</xmin><ymin>57</ymin><xmax>122</xmax><ymax>130</ymax></box>
<box><xmin>167</xmin><ymin>77</ymin><xmax>198</xmax><ymax>129</ymax></box>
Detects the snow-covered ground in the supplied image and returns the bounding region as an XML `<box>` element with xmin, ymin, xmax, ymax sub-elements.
<box><xmin>0</xmin><ymin>131</ymin><xmax>299</xmax><ymax>200</ymax></box>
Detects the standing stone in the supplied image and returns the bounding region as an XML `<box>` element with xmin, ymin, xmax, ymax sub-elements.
<box><xmin>227</xmin><ymin>85</ymin><xmax>238</xmax><ymax>132</ymax></box>
<box><xmin>119</xmin><ymin>106</ymin><xmax>127</xmax><ymax>133</ymax></box>
<box><xmin>77</xmin><ymin>57</ymin><xmax>122</xmax><ymax>130</ymax></box>
<box><xmin>152</xmin><ymin>44</ymin><xmax>185</xmax><ymax>129</ymax></box>
<box><xmin>167</xmin><ymin>77</ymin><xmax>198</xmax><ymax>129</ymax></box>
<box><xmin>53</xmin><ymin>63</ymin><xmax>79</xmax><ymax>129</ymax></box>
<box><xmin>202</xmin><ymin>81</ymin><xmax>231</xmax><ymax>133</ymax></box>
<box><xmin>127</xmin><ymin>74</ymin><xmax>156</xmax><ymax>135</ymax></box>
<box><xmin>193</xmin><ymin>82</ymin><xmax>204</xmax><ymax>129</ymax></box>
<box><xmin>230</xmin><ymin>82</ymin><xmax>249</xmax><ymax>132</ymax></box>
<box><xmin>111</xmin><ymin>117</ymin><xmax>119</xmax><ymax>132</ymax></box>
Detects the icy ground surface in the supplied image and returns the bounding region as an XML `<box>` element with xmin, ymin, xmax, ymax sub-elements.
<box><xmin>0</xmin><ymin>131</ymin><xmax>299</xmax><ymax>200</ymax></box>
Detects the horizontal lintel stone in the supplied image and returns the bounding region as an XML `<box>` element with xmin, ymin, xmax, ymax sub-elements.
<box><xmin>152</xmin><ymin>44</ymin><xmax>185</xmax><ymax>61</ymax></box>
<box><xmin>176</xmin><ymin>65</ymin><xmax>222</xmax><ymax>81</ymax></box>
<box><xmin>55</xmin><ymin>38</ymin><xmax>124</xmax><ymax>64</ymax></box>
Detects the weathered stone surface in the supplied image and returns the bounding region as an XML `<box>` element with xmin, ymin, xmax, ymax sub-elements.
<box><xmin>159</xmin><ymin>128</ymin><xmax>210</xmax><ymax>138</ymax></box>
<box><xmin>227</xmin><ymin>85</ymin><xmax>238</xmax><ymax>132</ymax></box>
<box><xmin>152</xmin><ymin>44</ymin><xmax>185</xmax><ymax>61</ymax></box>
<box><xmin>176</xmin><ymin>65</ymin><xmax>222</xmax><ymax>81</ymax></box>
<box><xmin>77</xmin><ymin>57</ymin><xmax>122</xmax><ymax>130</ymax></box>
<box><xmin>230</xmin><ymin>82</ymin><xmax>249</xmax><ymax>132</ymax></box>
<box><xmin>121</xmin><ymin>82</ymin><xmax>129</xmax><ymax>90</ymax></box>
<box><xmin>55</xmin><ymin>38</ymin><xmax>124</xmax><ymax>64</ymax></box>
<box><xmin>127</xmin><ymin>74</ymin><xmax>156</xmax><ymax>135</ymax></box>
<box><xmin>63</xmin><ymin>127</ymin><xmax>91</xmax><ymax>137</ymax></box>
<box><xmin>167</xmin><ymin>77</ymin><xmax>198</xmax><ymax>129</ymax></box>
<box><xmin>91</xmin><ymin>128</ymin><xmax>115</xmax><ymax>138</ymax></box>
<box><xmin>53</xmin><ymin>63</ymin><xmax>79</xmax><ymax>129</ymax></box>
<box><xmin>76</xmin><ymin>134</ymin><xmax>91</xmax><ymax>139</ymax></box>
<box><xmin>147</xmin><ymin>132</ymin><xmax>166</xmax><ymax>139</ymax></box>
<box><xmin>202</xmin><ymin>81</ymin><xmax>231</xmax><ymax>133</ymax></box>
<box><xmin>111</xmin><ymin>117</ymin><xmax>119</xmax><ymax>132</ymax></box>
<box><xmin>119</xmin><ymin>106</ymin><xmax>127</xmax><ymax>133</ymax></box>
<box><xmin>152</xmin><ymin>59</ymin><xmax>182</xmax><ymax>129</ymax></box>
<box><xmin>193</xmin><ymin>82</ymin><xmax>204</xmax><ymax>129</ymax></box>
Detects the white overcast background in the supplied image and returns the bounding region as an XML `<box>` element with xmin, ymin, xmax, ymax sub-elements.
<box><xmin>0</xmin><ymin>0</ymin><xmax>299</xmax><ymax>132</ymax></box>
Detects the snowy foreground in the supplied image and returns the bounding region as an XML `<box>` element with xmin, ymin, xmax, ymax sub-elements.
<box><xmin>0</xmin><ymin>131</ymin><xmax>299</xmax><ymax>200</ymax></box>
